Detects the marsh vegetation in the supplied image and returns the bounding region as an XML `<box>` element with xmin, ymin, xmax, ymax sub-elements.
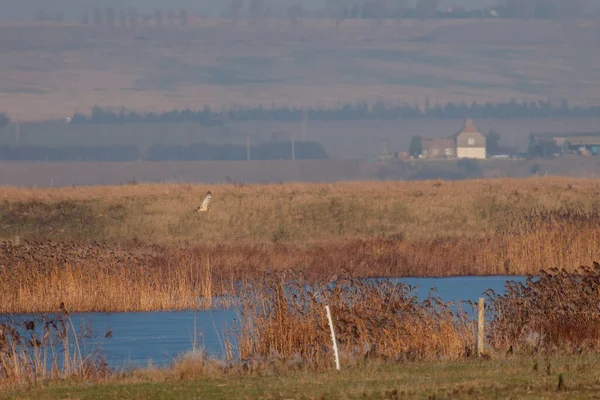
<box><xmin>1</xmin><ymin>177</ymin><xmax>600</xmax><ymax>397</ymax></box>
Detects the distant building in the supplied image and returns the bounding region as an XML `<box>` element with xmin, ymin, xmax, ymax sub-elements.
<box><xmin>421</xmin><ymin>138</ymin><xmax>456</xmax><ymax>159</ymax></box>
<box><xmin>455</xmin><ymin>119</ymin><xmax>486</xmax><ymax>159</ymax></box>
<box><xmin>531</xmin><ymin>132</ymin><xmax>600</xmax><ymax>156</ymax></box>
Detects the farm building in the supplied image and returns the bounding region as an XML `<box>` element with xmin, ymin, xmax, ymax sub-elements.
<box><xmin>420</xmin><ymin>138</ymin><xmax>456</xmax><ymax>159</ymax></box>
<box><xmin>455</xmin><ymin>119</ymin><xmax>486</xmax><ymax>159</ymax></box>
<box><xmin>531</xmin><ymin>132</ymin><xmax>600</xmax><ymax>156</ymax></box>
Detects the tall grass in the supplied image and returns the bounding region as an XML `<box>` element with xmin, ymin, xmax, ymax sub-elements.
<box><xmin>1</xmin><ymin>177</ymin><xmax>599</xmax><ymax>246</ymax></box>
<box><xmin>1</xmin><ymin>205</ymin><xmax>599</xmax><ymax>313</ymax></box>
<box><xmin>487</xmin><ymin>261</ymin><xmax>600</xmax><ymax>354</ymax></box>
<box><xmin>231</xmin><ymin>263</ymin><xmax>600</xmax><ymax>366</ymax></box>
<box><xmin>0</xmin><ymin>312</ymin><xmax>110</xmax><ymax>386</ymax></box>
<box><xmin>0</xmin><ymin>241</ymin><xmax>232</xmax><ymax>313</ymax></box>
<box><xmin>234</xmin><ymin>273</ymin><xmax>475</xmax><ymax>364</ymax></box>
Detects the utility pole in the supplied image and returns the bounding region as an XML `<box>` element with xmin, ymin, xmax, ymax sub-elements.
<box><xmin>291</xmin><ymin>133</ymin><xmax>295</xmax><ymax>160</ymax></box>
<box><xmin>15</xmin><ymin>120</ymin><xmax>20</xmax><ymax>145</ymax></box>
<box><xmin>301</xmin><ymin>108</ymin><xmax>307</xmax><ymax>141</ymax></box>
<box><xmin>245</xmin><ymin>135</ymin><xmax>251</xmax><ymax>161</ymax></box>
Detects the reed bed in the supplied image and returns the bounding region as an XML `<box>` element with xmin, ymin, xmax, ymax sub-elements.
<box><xmin>2</xmin><ymin>265</ymin><xmax>600</xmax><ymax>389</ymax></box>
<box><xmin>234</xmin><ymin>273</ymin><xmax>475</xmax><ymax>364</ymax></box>
<box><xmin>0</xmin><ymin>312</ymin><xmax>110</xmax><ymax>387</ymax></box>
<box><xmin>1</xmin><ymin>206</ymin><xmax>599</xmax><ymax>313</ymax></box>
<box><xmin>487</xmin><ymin>261</ymin><xmax>600</xmax><ymax>354</ymax></box>
<box><xmin>0</xmin><ymin>241</ymin><xmax>234</xmax><ymax>313</ymax></box>
<box><xmin>232</xmin><ymin>264</ymin><xmax>600</xmax><ymax>365</ymax></box>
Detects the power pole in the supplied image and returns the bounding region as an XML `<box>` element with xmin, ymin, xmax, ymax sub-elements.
<box><xmin>291</xmin><ymin>133</ymin><xmax>295</xmax><ymax>160</ymax></box>
<box><xmin>301</xmin><ymin>108</ymin><xmax>307</xmax><ymax>141</ymax></box>
<box><xmin>245</xmin><ymin>135</ymin><xmax>251</xmax><ymax>161</ymax></box>
<box><xmin>15</xmin><ymin>120</ymin><xmax>20</xmax><ymax>145</ymax></box>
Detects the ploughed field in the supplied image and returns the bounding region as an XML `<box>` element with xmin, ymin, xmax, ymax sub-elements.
<box><xmin>0</xmin><ymin>176</ymin><xmax>599</xmax><ymax>313</ymax></box>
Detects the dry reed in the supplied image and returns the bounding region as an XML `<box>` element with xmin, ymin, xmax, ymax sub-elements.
<box><xmin>234</xmin><ymin>272</ymin><xmax>475</xmax><ymax>364</ymax></box>
<box><xmin>0</xmin><ymin>241</ymin><xmax>234</xmax><ymax>314</ymax></box>
<box><xmin>0</xmin><ymin>313</ymin><xmax>111</xmax><ymax>387</ymax></box>
<box><xmin>487</xmin><ymin>261</ymin><xmax>600</xmax><ymax>354</ymax></box>
<box><xmin>1</xmin><ymin>204</ymin><xmax>599</xmax><ymax>313</ymax></box>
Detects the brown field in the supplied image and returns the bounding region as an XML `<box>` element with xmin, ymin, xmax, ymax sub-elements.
<box><xmin>1</xmin><ymin>177</ymin><xmax>600</xmax><ymax>313</ymax></box>
<box><xmin>2</xmin><ymin>177</ymin><xmax>600</xmax><ymax>245</ymax></box>
<box><xmin>0</xmin><ymin>18</ymin><xmax>600</xmax><ymax>120</ymax></box>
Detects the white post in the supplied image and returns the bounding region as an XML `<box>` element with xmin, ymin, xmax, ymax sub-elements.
<box><xmin>325</xmin><ymin>305</ymin><xmax>340</xmax><ymax>370</ymax></box>
<box><xmin>478</xmin><ymin>297</ymin><xmax>485</xmax><ymax>356</ymax></box>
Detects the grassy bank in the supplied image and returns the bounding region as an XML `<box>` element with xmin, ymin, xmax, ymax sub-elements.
<box><xmin>1</xmin><ymin>177</ymin><xmax>600</xmax><ymax>245</ymax></box>
<box><xmin>2</xmin><ymin>355</ymin><xmax>600</xmax><ymax>399</ymax></box>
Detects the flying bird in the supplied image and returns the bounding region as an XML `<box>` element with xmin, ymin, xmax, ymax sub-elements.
<box><xmin>195</xmin><ymin>191</ymin><xmax>212</xmax><ymax>212</ymax></box>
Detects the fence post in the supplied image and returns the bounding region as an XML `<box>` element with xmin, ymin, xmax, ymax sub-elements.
<box><xmin>325</xmin><ymin>305</ymin><xmax>340</xmax><ymax>370</ymax></box>
<box><xmin>478</xmin><ymin>297</ymin><xmax>485</xmax><ymax>356</ymax></box>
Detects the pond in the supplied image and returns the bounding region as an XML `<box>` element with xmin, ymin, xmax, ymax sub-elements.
<box><xmin>1</xmin><ymin>275</ymin><xmax>527</xmax><ymax>368</ymax></box>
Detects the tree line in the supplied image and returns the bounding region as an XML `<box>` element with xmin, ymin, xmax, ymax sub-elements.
<box><xmin>69</xmin><ymin>99</ymin><xmax>600</xmax><ymax>125</ymax></box>
<box><xmin>0</xmin><ymin>141</ymin><xmax>328</xmax><ymax>162</ymax></box>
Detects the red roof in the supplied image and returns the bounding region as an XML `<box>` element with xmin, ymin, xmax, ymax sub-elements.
<box><xmin>462</xmin><ymin>119</ymin><xmax>479</xmax><ymax>133</ymax></box>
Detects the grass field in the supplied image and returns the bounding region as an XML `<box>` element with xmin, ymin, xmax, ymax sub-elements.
<box><xmin>2</xmin><ymin>177</ymin><xmax>599</xmax><ymax>245</ymax></box>
<box><xmin>2</xmin><ymin>355</ymin><xmax>600</xmax><ymax>399</ymax></box>
<box><xmin>0</xmin><ymin>18</ymin><xmax>599</xmax><ymax>120</ymax></box>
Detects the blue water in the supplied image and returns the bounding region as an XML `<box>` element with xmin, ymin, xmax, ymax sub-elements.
<box><xmin>1</xmin><ymin>276</ymin><xmax>527</xmax><ymax>368</ymax></box>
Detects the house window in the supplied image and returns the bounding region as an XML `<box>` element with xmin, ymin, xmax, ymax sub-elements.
<box><xmin>468</xmin><ymin>138</ymin><xmax>475</xmax><ymax>145</ymax></box>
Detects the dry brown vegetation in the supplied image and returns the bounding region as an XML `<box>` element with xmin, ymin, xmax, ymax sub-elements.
<box><xmin>1</xmin><ymin>18</ymin><xmax>599</xmax><ymax>120</ymax></box>
<box><xmin>488</xmin><ymin>262</ymin><xmax>600</xmax><ymax>353</ymax></box>
<box><xmin>1</xmin><ymin>177</ymin><xmax>600</xmax><ymax>313</ymax></box>
<box><xmin>235</xmin><ymin>274</ymin><xmax>475</xmax><ymax>364</ymax></box>
<box><xmin>1</xmin><ymin>177</ymin><xmax>600</xmax><ymax>244</ymax></box>
<box><xmin>5</xmin><ymin>264</ymin><xmax>600</xmax><ymax>391</ymax></box>
<box><xmin>233</xmin><ymin>263</ymin><xmax>600</xmax><ymax>367</ymax></box>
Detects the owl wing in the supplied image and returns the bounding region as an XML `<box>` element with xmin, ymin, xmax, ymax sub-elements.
<box><xmin>199</xmin><ymin>191</ymin><xmax>212</xmax><ymax>210</ymax></box>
